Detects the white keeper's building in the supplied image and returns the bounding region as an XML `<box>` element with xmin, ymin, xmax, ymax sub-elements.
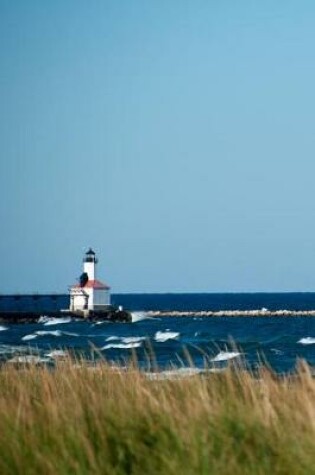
<box><xmin>69</xmin><ymin>248</ymin><xmax>111</xmax><ymax>311</ymax></box>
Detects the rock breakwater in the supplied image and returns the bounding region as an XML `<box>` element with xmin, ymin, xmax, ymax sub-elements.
<box><xmin>147</xmin><ymin>309</ymin><xmax>315</xmax><ymax>317</ymax></box>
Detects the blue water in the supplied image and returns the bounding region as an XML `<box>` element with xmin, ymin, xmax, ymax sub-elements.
<box><xmin>0</xmin><ymin>293</ymin><xmax>315</xmax><ymax>373</ymax></box>
<box><xmin>4</xmin><ymin>292</ymin><xmax>315</xmax><ymax>312</ymax></box>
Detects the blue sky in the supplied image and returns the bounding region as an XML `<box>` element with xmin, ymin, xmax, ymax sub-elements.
<box><xmin>1</xmin><ymin>0</ymin><xmax>315</xmax><ymax>293</ymax></box>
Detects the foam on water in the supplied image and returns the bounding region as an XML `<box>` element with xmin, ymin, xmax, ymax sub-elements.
<box><xmin>36</xmin><ymin>330</ymin><xmax>63</xmax><ymax>337</ymax></box>
<box><xmin>154</xmin><ymin>331</ymin><xmax>180</xmax><ymax>342</ymax></box>
<box><xmin>121</xmin><ymin>336</ymin><xmax>146</xmax><ymax>344</ymax></box>
<box><xmin>43</xmin><ymin>317</ymin><xmax>72</xmax><ymax>326</ymax></box>
<box><xmin>2</xmin><ymin>292</ymin><xmax>315</xmax><ymax>373</ymax></box>
<box><xmin>211</xmin><ymin>351</ymin><xmax>241</xmax><ymax>362</ymax></box>
<box><xmin>0</xmin><ymin>345</ymin><xmax>29</xmax><ymax>355</ymax></box>
<box><xmin>101</xmin><ymin>342</ymin><xmax>143</xmax><ymax>350</ymax></box>
<box><xmin>147</xmin><ymin>367</ymin><xmax>203</xmax><ymax>380</ymax></box>
<box><xmin>105</xmin><ymin>336</ymin><xmax>146</xmax><ymax>344</ymax></box>
<box><xmin>22</xmin><ymin>334</ymin><xmax>38</xmax><ymax>341</ymax></box>
<box><xmin>0</xmin><ymin>326</ymin><xmax>8</xmax><ymax>331</ymax></box>
<box><xmin>21</xmin><ymin>330</ymin><xmax>79</xmax><ymax>341</ymax></box>
<box><xmin>38</xmin><ymin>315</ymin><xmax>49</xmax><ymax>323</ymax></box>
<box><xmin>7</xmin><ymin>355</ymin><xmax>50</xmax><ymax>364</ymax></box>
<box><xmin>61</xmin><ymin>331</ymin><xmax>80</xmax><ymax>337</ymax></box>
<box><xmin>146</xmin><ymin>367</ymin><xmax>225</xmax><ymax>380</ymax></box>
<box><xmin>298</xmin><ymin>337</ymin><xmax>315</xmax><ymax>345</ymax></box>
<box><xmin>130</xmin><ymin>311</ymin><xmax>152</xmax><ymax>323</ymax></box>
<box><xmin>45</xmin><ymin>350</ymin><xmax>68</xmax><ymax>358</ymax></box>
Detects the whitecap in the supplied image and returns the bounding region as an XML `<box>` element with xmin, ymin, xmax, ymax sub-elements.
<box><xmin>105</xmin><ymin>336</ymin><xmax>146</xmax><ymax>344</ymax></box>
<box><xmin>7</xmin><ymin>355</ymin><xmax>50</xmax><ymax>364</ymax></box>
<box><xmin>131</xmin><ymin>312</ymin><xmax>152</xmax><ymax>323</ymax></box>
<box><xmin>101</xmin><ymin>342</ymin><xmax>142</xmax><ymax>350</ymax></box>
<box><xmin>146</xmin><ymin>367</ymin><xmax>225</xmax><ymax>380</ymax></box>
<box><xmin>121</xmin><ymin>336</ymin><xmax>146</xmax><ymax>344</ymax></box>
<box><xmin>105</xmin><ymin>336</ymin><xmax>119</xmax><ymax>342</ymax></box>
<box><xmin>0</xmin><ymin>326</ymin><xmax>8</xmax><ymax>331</ymax></box>
<box><xmin>43</xmin><ymin>317</ymin><xmax>71</xmax><ymax>326</ymax></box>
<box><xmin>38</xmin><ymin>315</ymin><xmax>50</xmax><ymax>323</ymax></box>
<box><xmin>298</xmin><ymin>337</ymin><xmax>315</xmax><ymax>345</ymax></box>
<box><xmin>45</xmin><ymin>350</ymin><xmax>68</xmax><ymax>358</ymax></box>
<box><xmin>147</xmin><ymin>368</ymin><xmax>202</xmax><ymax>380</ymax></box>
<box><xmin>154</xmin><ymin>331</ymin><xmax>180</xmax><ymax>343</ymax></box>
<box><xmin>36</xmin><ymin>330</ymin><xmax>62</xmax><ymax>337</ymax></box>
<box><xmin>211</xmin><ymin>351</ymin><xmax>241</xmax><ymax>362</ymax></box>
<box><xmin>21</xmin><ymin>334</ymin><xmax>38</xmax><ymax>341</ymax></box>
<box><xmin>62</xmin><ymin>331</ymin><xmax>79</xmax><ymax>337</ymax></box>
<box><xmin>0</xmin><ymin>345</ymin><xmax>26</xmax><ymax>355</ymax></box>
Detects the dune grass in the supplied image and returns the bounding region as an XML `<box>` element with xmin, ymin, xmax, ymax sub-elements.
<box><xmin>0</xmin><ymin>358</ymin><xmax>314</xmax><ymax>475</ymax></box>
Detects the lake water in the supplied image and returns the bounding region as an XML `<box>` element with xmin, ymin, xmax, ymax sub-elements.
<box><xmin>0</xmin><ymin>293</ymin><xmax>315</xmax><ymax>374</ymax></box>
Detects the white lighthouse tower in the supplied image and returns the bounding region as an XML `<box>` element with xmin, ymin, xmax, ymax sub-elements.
<box><xmin>69</xmin><ymin>248</ymin><xmax>111</xmax><ymax>312</ymax></box>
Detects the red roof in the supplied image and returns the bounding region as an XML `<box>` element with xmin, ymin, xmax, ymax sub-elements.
<box><xmin>72</xmin><ymin>279</ymin><xmax>110</xmax><ymax>290</ymax></box>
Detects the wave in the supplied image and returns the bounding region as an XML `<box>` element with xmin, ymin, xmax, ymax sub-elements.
<box><xmin>146</xmin><ymin>367</ymin><xmax>225</xmax><ymax>380</ymax></box>
<box><xmin>105</xmin><ymin>335</ymin><xmax>146</xmax><ymax>343</ymax></box>
<box><xmin>130</xmin><ymin>312</ymin><xmax>152</xmax><ymax>323</ymax></box>
<box><xmin>45</xmin><ymin>350</ymin><xmax>68</xmax><ymax>358</ymax></box>
<box><xmin>102</xmin><ymin>335</ymin><xmax>146</xmax><ymax>349</ymax></box>
<box><xmin>121</xmin><ymin>336</ymin><xmax>146</xmax><ymax>344</ymax></box>
<box><xmin>36</xmin><ymin>330</ymin><xmax>63</xmax><ymax>337</ymax></box>
<box><xmin>270</xmin><ymin>348</ymin><xmax>284</xmax><ymax>355</ymax></box>
<box><xmin>21</xmin><ymin>329</ymin><xmax>79</xmax><ymax>342</ymax></box>
<box><xmin>42</xmin><ymin>317</ymin><xmax>72</xmax><ymax>326</ymax></box>
<box><xmin>154</xmin><ymin>331</ymin><xmax>180</xmax><ymax>342</ymax></box>
<box><xmin>7</xmin><ymin>355</ymin><xmax>50</xmax><ymax>364</ymax></box>
<box><xmin>0</xmin><ymin>326</ymin><xmax>8</xmax><ymax>331</ymax></box>
<box><xmin>211</xmin><ymin>351</ymin><xmax>241</xmax><ymax>362</ymax></box>
<box><xmin>298</xmin><ymin>337</ymin><xmax>315</xmax><ymax>345</ymax></box>
<box><xmin>21</xmin><ymin>331</ymin><xmax>61</xmax><ymax>341</ymax></box>
<box><xmin>147</xmin><ymin>367</ymin><xmax>203</xmax><ymax>380</ymax></box>
<box><xmin>38</xmin><ymin>315</ymin><xmax>49</xmax><ymax>323</ymax></box>
<box><xmin>21</xmin><ymin>334</ymin><xmax>38</xmax><ymax>341</ymax></box>
<box><xmin>38</xmin><ymin>330</ymin><xmax>78</xmax><ymax>337</ymax></box>
<box><xmin>101</xmin><ymin>342</ymin><xmax>142</xmax><ymax>350</ymax></box>
<box><xmin>0</xmin><ymin>344</ymin><xmax>30</xmax><ymax>355</ymax></box>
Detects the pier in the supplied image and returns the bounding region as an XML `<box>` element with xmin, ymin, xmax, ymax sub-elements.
<box><xmin>0</xmin><ymin>307</ymin><xmax>132</xmax><ymax>323</ymax></box>
<box><xmin>0</xmin><ymin>294</ymin><xmax>132</xmax><ymax>323</ymax></box>
<box><xmin>0</xmin><ymin>249</ymin><xmax>132</xmax><ymax>323</ymax></box>
<box><xmin>147</xmin><ymin>309</ymin><xmax>315</xmax><ymax>317</ymax></box>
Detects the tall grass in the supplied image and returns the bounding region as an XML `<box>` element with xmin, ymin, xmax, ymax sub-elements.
<box><xmin>0</xmin><ymin>359</ymin><xmax>314</xmax><ymax>474</ymax></box>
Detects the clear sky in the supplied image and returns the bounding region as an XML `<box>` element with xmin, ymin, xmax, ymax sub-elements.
<box><xmin>1</xmin><ymin>0</ymin><xmax>315</xmax><ymax>293</ymax></box>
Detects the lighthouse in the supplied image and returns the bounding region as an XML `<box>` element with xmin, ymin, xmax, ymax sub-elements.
<box><xmin>69</xmin><ymin>248</ymin><xmax>111</xmax><ymax>312</ymax></box>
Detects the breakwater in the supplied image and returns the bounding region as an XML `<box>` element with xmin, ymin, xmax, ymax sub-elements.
<box><xmin>147</xmin><ymin>309</ymin><xmax>315</xmax><ymax>317</ymax></box>
<box><xmin>0</xmin><ymin>309</ymin><xmax>132</xmax><ymax>324</ymax></box>
<box><xmin>3</xmin><ymin>293</ymin><xmax>315</xmax><ymax>318</ymax></box>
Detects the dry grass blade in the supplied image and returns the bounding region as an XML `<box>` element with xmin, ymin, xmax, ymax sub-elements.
<box><xmin>0</xmin><ymin>359</ymin><xmax>313</xmax><ymax>474</ymax></box>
